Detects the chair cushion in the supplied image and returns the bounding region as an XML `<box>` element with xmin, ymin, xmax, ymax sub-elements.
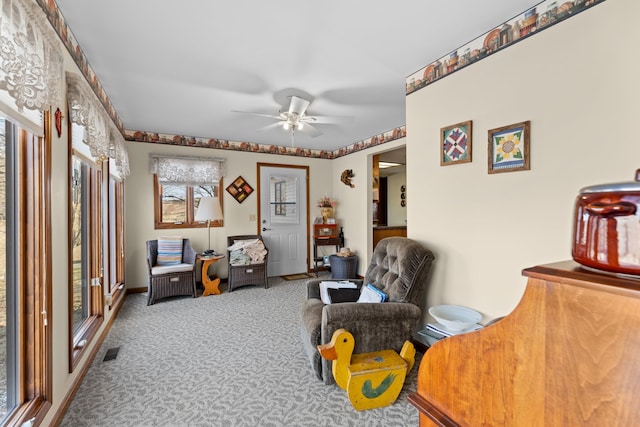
<box><xmin>157</xmin><ymin>236</ymin><xmax>183</xmax><ymax>266</ymax></box>
<box><xmin>151</xmin><ymin>263</ymin><xmax>193</xmax><ymax>275</ymax></box>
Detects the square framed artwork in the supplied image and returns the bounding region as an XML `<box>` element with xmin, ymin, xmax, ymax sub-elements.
<box><xmin>487</xmin><ymin>121</ymin><xmax>530</xmax><ymax>174</ymax></box>
<box><xmin>440</xmin><ymin>120</ymin><xmax>472</xmax><ymax>166</ymax></box>
<box><xmin>226</xmin><ymin>176</ymin><xmax>254</xmax><ymax>203</ymax></box>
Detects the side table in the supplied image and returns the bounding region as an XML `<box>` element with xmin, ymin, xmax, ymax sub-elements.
<box><xmin>313</xmin><ymin>236</ymin><xmax>341</xmax><ymax>277</ymax></box>
<box><xmin>198</xmin><ymin>254</ymin><xmax>225</xmax><ymax>296</ymax></box>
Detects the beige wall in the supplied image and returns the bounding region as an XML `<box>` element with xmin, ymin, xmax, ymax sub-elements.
<box><xmin>125</xmin><ymin>137</ymin><xmax>408</xmax><ymax>285</ymax></box>
<box><xmin>124</xmin><ymin>142</ymin><xmax>335</xmax><ymax>287</ymax></box>
<box><xmin>387</xmin><ymin>171</ymin><xmax>407</xmax><ymax>226</ymax></box>
<box><xmin>330</xmin><ymin>138</ymin><xmax>406</xmax><ymax>274</ymax></box>
<box><xmin>406</xmin><ymin>0</ymin><xmax>640</xmax><ymax>322</ymax></box>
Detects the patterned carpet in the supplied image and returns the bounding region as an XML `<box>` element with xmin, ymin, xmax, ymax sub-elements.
<box><xmin>60</xmin><ymin>275</ymin><xmax>421</xmax><ymax>427</ymax></box>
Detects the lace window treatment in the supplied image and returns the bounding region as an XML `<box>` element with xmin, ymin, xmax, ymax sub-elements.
<box><xmin>67</xmin><ymin>73</ymin><xmax>108</xmax><ymax>160</ymax></box>
<box><xmin>0</xmin><ymin>0</ymin><xmax>63</xmax><ymax>134</ymax></box>
<box><xmin>149</xmin><ymin>155</ymin><xmax>226</xmax><ymax>185</ymax></box>
<box><xmin>67</xmin><ymin>73</ymin><xmax>130</xmax><ymax>178</ymax></box>
<box><xmin>109</xmin><ymin>124</ymin><xmax>130</xmax><ymax>178</ymax></box>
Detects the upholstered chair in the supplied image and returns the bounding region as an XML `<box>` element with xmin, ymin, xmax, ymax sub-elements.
<box><xmin>146</xmin><ymin>238</ymin><xmax>197</xmax><ymax>305</ymax></box>
<box><xmin>301</xmin><ymin>236</ymin><xmax>435</xmax><ymax>384</ymax></box>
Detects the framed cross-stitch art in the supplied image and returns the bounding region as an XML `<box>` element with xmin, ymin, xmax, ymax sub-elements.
<box><xmin>440</xmin><ymin>120</ymin><xmax>472</xmax><ymax>166</ymax></box>
<box><xmin>488</xmin><ymin>121</ymin><xmax>530</xmax><ymax>174</ymax></box>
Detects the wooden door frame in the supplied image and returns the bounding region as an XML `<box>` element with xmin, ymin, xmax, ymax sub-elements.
<box><xmin>256</xmin><ymin>163</ymin><xmax>311</xmax><ymax>272</ymax></box>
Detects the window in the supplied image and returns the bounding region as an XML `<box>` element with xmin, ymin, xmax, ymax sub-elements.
<box><xmin>153</xmin><ymin>176</ymin><xmax>223</xmax><ymax>229</ymax></box>
<box><xmin>274</xmin><ymin>181</ymin><xmax>286</xmax><ymax>215</ymax></box>
<box><xmin>268</xmin><ymin>175</ymin><xmax>298</xmax><ymax>224</ymax></box>
<box><xmin>107</xmin><ymin>175</ymin><xmax>125</xmax><ymax>308</ymax></box>
<box><xmin>69</xmin><ymin>124</ymin><xmax>103</xmax><ymax>372</ymax></box>
<box><xmin>0</xmin><ymin>116</ymin><xmax>15</xmax><ymax>421</ymax></box>
<box><xmin>0</xmin><ymin>114</ymin><xmax>52</xmax><ymax>426</ymax></box>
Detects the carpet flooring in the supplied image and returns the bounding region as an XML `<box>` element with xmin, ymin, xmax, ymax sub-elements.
<box><xmin>60</xmin><ymin>275</ymin><xmax>421</xmax><ymax>427</ymax></box>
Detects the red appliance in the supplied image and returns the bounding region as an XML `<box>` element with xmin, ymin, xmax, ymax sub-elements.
<box><xmin>572</xmin><ymin>170</ymin><xmax>640</xmax><ymax>276</ymax></box>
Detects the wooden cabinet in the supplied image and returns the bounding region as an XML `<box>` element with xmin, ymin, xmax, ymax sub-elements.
<box><xmin>373</xmin><ymin>226</ymin><xmax>407</xmax><ymax>249</ymax></box>
<box><xmin>314</xmin><ymin>223</ymin><xmax>337</xmax><ymax>238</ymax></box>
<box><xmin>409</xmin><ymin>261</ymin><xmax>640</xmax><ymax>426</ymax></box>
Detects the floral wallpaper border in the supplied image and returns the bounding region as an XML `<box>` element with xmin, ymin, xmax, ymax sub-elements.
<box><xmin>124</xmin><ymin>125</ymin><xmax>406</xmax><ymax>160</ymax></box>
<box><xmin>406</xmin><ymin>0</ymin><xmax>606</xmax><ymax>95</ymax></box>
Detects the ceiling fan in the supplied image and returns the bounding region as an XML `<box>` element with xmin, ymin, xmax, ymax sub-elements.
<box><xmin>233</xmin><ymin>95</ymin><xmax>344</xmax><ymax>145</ymax></box>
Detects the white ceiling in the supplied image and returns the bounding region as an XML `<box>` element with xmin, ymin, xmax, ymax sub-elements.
<box><xmin>54</xmin><ymin>0</ymin><xmax>539</xmax><ymax>152</ymax></box>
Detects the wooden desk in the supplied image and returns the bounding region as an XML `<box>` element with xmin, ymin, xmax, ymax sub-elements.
<box><xmin>198</xmin><ymin>254</ymin><xmax>224</xmax><ymax>296</ymax></box>
<box><xmin>313</xmin><ymin>236</ymin><xmax>342</xmax><ymax>277</ymax></box>
<box><xmin>409</xmin><ymin>261</ymin><xmax>640</xmax><ymax>426</ymax></box>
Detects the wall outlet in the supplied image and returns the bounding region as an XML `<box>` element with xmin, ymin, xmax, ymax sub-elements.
<box><xmin>104</xmin><ymin>293</ymin><xmax>113</xmax><ymax>306</ymax></box>
<box><xmin>249</xmin><ymin>214</ymin><xmax>256</xmax><ymax>221</ymax></box>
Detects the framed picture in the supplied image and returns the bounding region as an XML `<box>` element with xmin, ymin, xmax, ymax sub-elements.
<box><xmin>440</xmin><ymin>120</ymin><xmax>472</xmax><ymax>166</ymax></box>
<box><xmin>488</xmin><ymin>121</ymin><xmax>530</xmax><ymax>174</ymax></box>
<box><xmin>226</xmin><ymin>176</ymin><xmax>254</xmax><ymax>203</ymax></box>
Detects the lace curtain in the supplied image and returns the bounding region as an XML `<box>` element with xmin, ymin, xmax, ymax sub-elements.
<box><xmin>0</xmin><ymin>0</ymin><xmax>63</xmax><ymax>133</ymax></box>
<box><xmin>67</xmin><ymin>73</ymin><xmax>108</xmax><ymax>160</ymax></box>
<box><xmin>109</xmin><ymin>124</ymin><xmax>130</xmax><ymax>178</ymax></box>
<box><xmin>67</xmin><ymin>73</ymin><xmax>130</xmax><ymax>178</ymax></box>
<box><xmin>149</xmin><ymin>154</ymin><xmax>226</xmax><ymax>185</ymax></box>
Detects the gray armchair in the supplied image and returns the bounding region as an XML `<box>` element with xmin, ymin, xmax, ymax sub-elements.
<box><xmin>146</xmin><ymin>238</ymin><xmax>197</xmax><ymax>305</ymax></box>
<box><xmin>300</xmin><ymin>236</ymin><xmax>435</xmax><ymax>384</ymax></box>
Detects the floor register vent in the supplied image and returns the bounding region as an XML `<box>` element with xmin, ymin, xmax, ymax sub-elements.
<box><xmin>103</xmin><ymin>347</ymin><xmax>120</xmax><ymax>362</ymax></box>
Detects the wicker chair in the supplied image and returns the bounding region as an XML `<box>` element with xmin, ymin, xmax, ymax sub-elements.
<box><xmin>226</xmin><ymin>235</ymin><xmax>269</xmax><ymax>292</ymax></box>
<box><xmin>146</xmin><ymin>238</ymin><xmax>197</xmax><ymax>305</ymax></box>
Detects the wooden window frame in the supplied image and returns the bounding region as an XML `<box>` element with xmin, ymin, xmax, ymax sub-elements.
<box><xmin>107</xmin><ymin>175</ymin><xmax>125</xmax><ymax>309</ymax></box>
<box><xmin>2</xmin><ymin>114</ymin><xmax>52</xmax><ymax>427</ymax></box>
<box><xmin>153</xmin><ymin>176</ymin><xmax>223</xmax><ymax>229</ymax></box>
<box><xmin>68</xmin><ymin>150</ymin><xmax>104</xmax><ymax>372</ymax></box>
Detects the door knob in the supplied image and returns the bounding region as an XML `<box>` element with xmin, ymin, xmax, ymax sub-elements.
<box><xmin>262</xmin><ymin>227</ymin><xmax>271</xmax><ymax>231</ymax></box>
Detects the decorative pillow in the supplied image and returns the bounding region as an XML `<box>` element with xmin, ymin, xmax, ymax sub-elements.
<box><xmin>157</xmin><ymin>236</ymin><xmax>183</xmax><ymax>266</ymax></box>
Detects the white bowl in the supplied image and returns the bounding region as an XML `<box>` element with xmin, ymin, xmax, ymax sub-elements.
<box><xmin>429</xmin><ymin>305</ymin><xmax>482</xmax><ymax>331</ymax></box>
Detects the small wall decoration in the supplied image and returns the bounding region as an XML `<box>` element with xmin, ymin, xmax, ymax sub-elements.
<box><xmin>441</xmin><ymin>120</ymin><xmax>472</xmax><ymax>166</ymax></box>
<box><xmin>226</xmin><ymin>176</ymin><xmax>254</xmax><ymax>203</ymax></box>
<box><xmin>341</xmin><ymin>169</ymin><xmax>355</xmax><ymax>187</ymax></box>
<box><xmin>55</xmin><ymin>108</ymin><xmax>63</xmax><ymax>137</ymax></box>
<box><xmin>488</xmin><ymin>121</ymin><xmax>530</xmax><ymax>174</ymax></box>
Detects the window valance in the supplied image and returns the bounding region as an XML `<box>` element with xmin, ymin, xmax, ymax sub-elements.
<box><xmin>0</xmin><ymin>0</ymin><xmax>63</xmax><ymax>135</ymax></box>
<box><xmin>149</xmin><ymin>154</ymin><xmax>226</xmax><ymax>185</ymax></box>
<box><xmin>109</xmin><ymin>124</ymin><xmax>130</xmax><ymax>178</ymax></box>
<box><xmin>67</xmin><ymin>73</ymin><xmax>108</xmax><ymax>160</ymax></box>
<box><xmin>67</xmin><ymin>73</ymin><xmax>130</xmax><ymax>178</ymax></box>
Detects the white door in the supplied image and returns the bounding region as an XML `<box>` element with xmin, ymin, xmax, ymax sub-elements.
<box><xmin>258</xmin><ymin>165</ymin><xmax>309</xmax><ymax>276</ymax></box>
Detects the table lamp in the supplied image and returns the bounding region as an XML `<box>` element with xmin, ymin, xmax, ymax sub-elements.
<box><xmin>194</xmin><ymin>196</ymin><xmax>223</xmax><ymax>254</ymax></box>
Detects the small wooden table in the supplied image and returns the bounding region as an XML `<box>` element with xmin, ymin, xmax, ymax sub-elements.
<box><xmin>198</xmin><ymin>254</ymin><xmax>225</xmax><ymax>296</ymax></box>
<box><xmin>313</xmin><ymin>236</ymin><xmax>342</xmax><ymax>277</ymax></box>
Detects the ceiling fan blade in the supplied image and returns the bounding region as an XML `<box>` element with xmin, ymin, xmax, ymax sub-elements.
<box><xmin>304</xmin><ymin>114</ymin><xmax>352</xmax><ymax>125</ymax></box>
<box><xmin>288</xmin><ymin>96</ymin><xmax>310</xmax><ymax>116</ymax></box>
<box><xmin>231</xmin><ymin>110</ymin><xmax>282</xmax><ymax>120</ymax></box>
<box><xmin>257</xmin><ymin>122</ymin><xmax>284</xmax><ymax>132</ymax></box>
<box><xmin>299</xmin><ymin>123</ymin><xmax>322</xmax><ymax>138</ymax></box>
